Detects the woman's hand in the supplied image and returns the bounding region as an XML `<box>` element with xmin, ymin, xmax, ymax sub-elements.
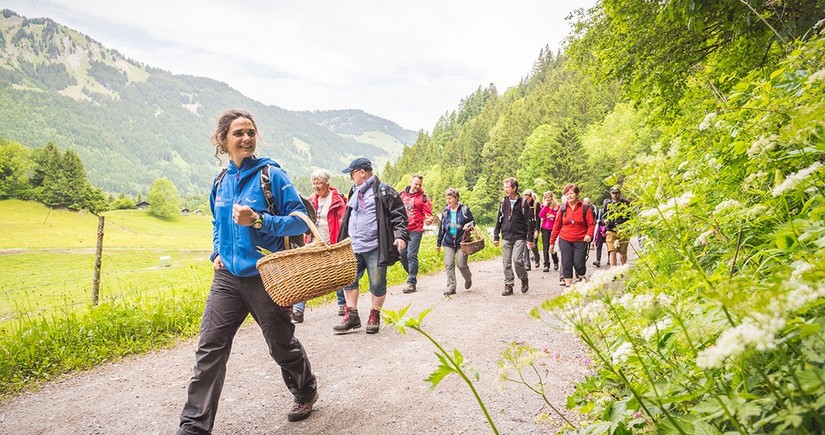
<box><xmin>213</xmin><ymin>255</ymin><xmax>224</xmax><ymax>270</ymax></box>
<box><xmin>232</xmin><ymin>204</ymin><xmax>258</xmax><ymax>226</ymax></box>
<box><xmin>583</xmin><ymin>235</ymin><xmax>592</xmax><ymax>243</ymax></box>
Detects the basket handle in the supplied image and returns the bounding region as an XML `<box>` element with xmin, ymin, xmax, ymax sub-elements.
<box><xmin>284</xmin><ymin>211</ymin><xmax>326</xmax><ymax>250</ymax></box>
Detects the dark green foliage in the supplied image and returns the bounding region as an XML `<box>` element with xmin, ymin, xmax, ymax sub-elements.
<box><xmin>88</xmin><ymin>60</ymin><xmax>126</xmax><ymax>90</ymax></box>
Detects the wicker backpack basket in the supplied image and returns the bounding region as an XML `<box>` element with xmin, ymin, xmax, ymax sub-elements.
<box><xmin>256</xmin><ymin>211</ymin><xmax>357</xmax><ymax>306</ymax></box>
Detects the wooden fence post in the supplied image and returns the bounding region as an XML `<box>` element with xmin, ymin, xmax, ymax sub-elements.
<box><xmin>92</xmin><ymin>215</ymin><xmax>104</xmax><ymax>306</ymax></box>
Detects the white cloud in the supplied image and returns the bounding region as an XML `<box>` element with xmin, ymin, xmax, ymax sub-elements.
<box><xmin>5</xmin><ymin>0</ymin><xmax>596</xmax><ymax>130</ymax></box>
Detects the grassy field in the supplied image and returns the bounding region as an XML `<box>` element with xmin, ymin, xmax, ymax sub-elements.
<box><xmin>0</xmin><ymin>198</ymin><xmax>502</xmax><ymax>396</ymax></box>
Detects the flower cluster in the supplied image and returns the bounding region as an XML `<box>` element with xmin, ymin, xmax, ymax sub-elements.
<box><xmin>696</xmin><ymin>315</ymin><xmax>786</xmax><ymax>368</ymax></box>
<box><xmin>612</xmin><ymin>341</ymin><xmax>634</xmax><ymax>365</ymax></box>
<box><xmin>617</xmin><ymin>292</ymin><xmax>673</xmax><ymax>314</ymax></box>
<box><xmin>746</xmin><ymin>134</ymin><xmax>778</xmax><ymax>158</ymax></box>
<box><xmin>712</xmin><ymin>200</ymin><xmax>742</xmax><ymax>216</ymax></box>
<box><xmin>699</xmin><ymin>112</ymin><xmax>717</xmax><ymax>131</ymax></box>
<box><xmin>807</xmin><ymin>68</ymin><xmax>825</xmax><ymax>84</ymax></box>
<box><xmin>639</xmin><ymin>192</ymin><xmax>694</xmax><ymax>220</ymax></box>
<box><xmin>694</xmin><ymin>229</ymin><xmax>715</xmax><ymax>246</ymax></box>
<box><xmin>772</xmin><ymin>161</ymin><xmax>823</xmax><ymax>197</ymax></box>
<box><xmin>641</xmin><ymin>318</ymin><xmax>673</xmax><ymax>341</ymax></box>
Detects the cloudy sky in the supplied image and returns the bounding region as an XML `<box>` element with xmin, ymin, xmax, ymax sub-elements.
<box><xmin>5</xmin><ymin>0</ymin><xmax>596</xmax><ymax>131</ymax></box>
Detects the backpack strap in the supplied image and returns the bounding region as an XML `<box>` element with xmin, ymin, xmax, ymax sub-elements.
<box><xmin>260</xmin><ymin>165</ymin><xmax>277</xmax><ymax>215</ymax></box>
<box><xmin>379</xmin><ymin>182</ymin><xmax>391</xmax><ymax>208</ymax></box>
<box><xmin>213</xmin><ymin>168</ymin><xmax>229</xmax><ymax>192</ymax></box>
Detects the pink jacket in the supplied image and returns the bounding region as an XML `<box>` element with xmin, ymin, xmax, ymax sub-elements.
<box><xmin>538</xmin><ymin>204</ymin><xmax>558</xmax><ymax>231</ymax></box>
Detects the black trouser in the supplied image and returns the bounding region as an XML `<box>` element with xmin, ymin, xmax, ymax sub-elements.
<box><xmin>541</xmin><ymin>229</ymin><xmax>558</xmax><ymax>267</ymax></box>
<box><xmin>522</xmin><ymin>236</ymin><xmax>540</xmax><ymax>266</ymax></box>
<box><xmin>594</xmin><ymin>238</ymin><xmax>604</xmax><ymax>263</ymax></box>
<box><xmin>178</xmin><ymin>269</ymin><xmax>317</xmax><ymax>435</ymax></box>
<box><xmin>559</xmin><ymin>239</ymin><xmax>588</xmax><ymax>279</ymax></box>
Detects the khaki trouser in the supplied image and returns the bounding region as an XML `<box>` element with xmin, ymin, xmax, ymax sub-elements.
<box><xmin>444</xmin><ymin>246</ymin><xmax>472</xmax><ymax>292</ymax></box>
<box><xmin>501</xmin><ymin>239</ymin><xmax>527</xmax><ymax>285</ymax></box>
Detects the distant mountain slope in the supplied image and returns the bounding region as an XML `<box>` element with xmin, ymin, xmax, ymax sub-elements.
<box><xmin>296</xmin><ymin>109</ymin><xmax>418</xmax><ymax>145</ymax></box>
<box><xmin>0</xmin><ymin>10</ymin><xmax>390</xmax><ymax>195</ymax></box>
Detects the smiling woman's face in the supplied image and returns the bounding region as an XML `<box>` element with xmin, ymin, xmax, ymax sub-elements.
<box><xmin>225</xmin><ymin>117</ymin><xmax>257</xmax><ymax>167</ymax></box>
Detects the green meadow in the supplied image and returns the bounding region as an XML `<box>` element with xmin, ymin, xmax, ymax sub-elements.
<box><xmin>0</xmin><ymin>199</ymin><xmax>501</xmax><ymax>396</ymax></box>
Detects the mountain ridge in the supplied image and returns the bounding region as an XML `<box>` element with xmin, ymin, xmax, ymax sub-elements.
<box><xmin>0</xmin><ymin>10</ymin><xmax>408</xmax><ymax>195</ymax></box>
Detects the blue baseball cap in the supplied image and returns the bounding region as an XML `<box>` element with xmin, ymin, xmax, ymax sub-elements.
<box><xmin>342</xmin><ymin>157</ymin><xmax>372</xmax><ymax>173</ymax></box>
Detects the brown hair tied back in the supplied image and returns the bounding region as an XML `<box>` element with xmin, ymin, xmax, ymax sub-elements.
<box><xmin>212</xmin><ymin>109</ymin><xmax>258</xmax><ymax>163</ymax></box>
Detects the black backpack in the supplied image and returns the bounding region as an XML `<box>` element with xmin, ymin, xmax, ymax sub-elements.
<box><xmin>214</xmin><ymin>165</ymin><xmax>315</xmax><ymax>247</ymax></box>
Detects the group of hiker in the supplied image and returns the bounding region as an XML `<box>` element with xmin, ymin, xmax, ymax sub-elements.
<box><xmin>175</xmin><ymin>109</ymin><xmax>634</xmax><ymax>434</ymax></box>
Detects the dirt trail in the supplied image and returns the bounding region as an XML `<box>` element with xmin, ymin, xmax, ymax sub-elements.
<box><xmin>0</xmin><ymin>257</ymin><xmax>590</xmax><ymax>435</ymax></box>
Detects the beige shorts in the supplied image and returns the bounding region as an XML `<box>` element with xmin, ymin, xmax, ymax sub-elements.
<box><xmin>606</xmin><ymin>231</ymin><xmax>629</xmax><ymax>256</ymax></box>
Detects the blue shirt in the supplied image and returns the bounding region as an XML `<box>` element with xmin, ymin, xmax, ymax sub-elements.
<box><xmin>347</xmin><ymin>176</ymin><xmax>379</xmax><ymax>253</ymax></box>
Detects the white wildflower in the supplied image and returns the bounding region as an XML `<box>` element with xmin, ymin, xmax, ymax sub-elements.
<box><xmin>579</xmin><ymin>300</ymin><xmax>607</xmax><ymax>322</ymax></box>
<box><xmin>612</xmin><ymin>342</ymin><xmax>634</xmax><ymax>365</ymax></box>
<box><xmin>743</xmin><ymin>171</ymin><xmax>767</xmax><ymax>190</ymax></box>
<box><xmin>694</xmin><ymin>229</ymin><xmax>714</xmax><ymax>246</ymax></box>
<box><xmin>641</xmin><ymin>318</ymin><xmax>673</xmax><ymax>341</ymax></box>
<box><xmin>784</xmin><ymin>283</ymin><xmax>825</xmax><ymax>312</ymax></box>
<box><xmin>772</xmin><ymin>161</ymin><xmax>823</xmax><ymax>197</ymax></box>
<box><xmin>705</xmin><ymin>157</ymin><xmax>723</xmax><ymax>171</ymax></box>
<box><xmin>639</xmin><ymin>192</ymin><xmax>694</xmax><ymax>222</ymax></box>
<box><xmin>790</xmin><ymin>260</ymin><xmax>813</xmax><ymax>283</ymax></box>
<box><xmin>682</xmin><ymin>171</ymin><xmax>695</xmax><ymax>181</ymax></box>
<box><xmin>589</xmin><ymin>264</ymin><xmax>631</xmax><ymax>288</ymax></box>
<box><xmin>713</xmin><ymin>200</ymin><xmax>742</xmax><ymax>216</ymax></box>
<box><xmin>571</xmin><ymin>280</ymin><xmax>599</xmax><ymax>298</ymax></box>
<box><xmin>747</xmin><ymin>135</ymin><xmax>778</xmax><ymax>158</ymax></box>
<box><xmin>743</xmin><ymin>204</ymin><xmax>768</xmax><ymax>219</ymax></box>
<box><xmin>656</xmin><ymin>293</ymin><xmax>674</xmax><ymax>307</ymax></box>
<box><xmin>807</xmin><ymin>68</ymin><xmax>825</xmax><ymax>84</ymax></box>
<box><xmin>696</xmin><ymin>316</ymin><xmax>785</xmax><ymax>368</ymax></box>
<box><xmin>699</xmin><ymin>112</ymin><xmax>717</xmax><ymax>131</ymax></box>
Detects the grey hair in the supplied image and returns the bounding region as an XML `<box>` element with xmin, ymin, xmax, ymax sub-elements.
<box><xmin>523</xmin><ymin>189</ymin><xmax>535</xmax><ymax>197</ymax></box>
<box><xmin>445</xmin><ymin>187</ymin><xmax>460</xmax><ymax>199</ymax></box>
<box><xmin>310</xmin><ymin>169</ymin><xmax>332</xmax><ymax>184</ymax></box>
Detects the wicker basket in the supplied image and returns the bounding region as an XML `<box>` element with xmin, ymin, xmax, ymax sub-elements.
<box><xmin>460</xmin><ymin>227</ymin><xmax>485</xmax><ymax>256</ymax></box>
<box><xmin>256</xmin><ymin>211</ymin><xmax>357</xmax><ymax>306</ymax></box>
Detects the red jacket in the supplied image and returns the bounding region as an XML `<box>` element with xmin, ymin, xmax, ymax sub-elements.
<box><xmin>399</xmin><ymin>187</ymin><xmax>432</xmax><ymax>232</ymax></box>
<box><xmin>550</xmin><ymin>200</ymin><xmax>595</xmax><ymax>245</ymax></box>
<box><xmin>308</xmin><ymin>187</ymin><xmax>346</xmax><ymax>244</ymax></box>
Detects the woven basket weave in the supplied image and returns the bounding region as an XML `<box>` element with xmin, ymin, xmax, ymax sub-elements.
<box><xmin>256</xmin><ymin>211</ymin><xmax>357</xmax><ymax>306</ymax></box>
<box><xmin>460</xmin><ymin>227</ymin><xmax>485</xmax><ymax>256</ymax></box>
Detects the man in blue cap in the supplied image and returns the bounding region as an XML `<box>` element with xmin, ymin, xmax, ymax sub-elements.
<box><xmin>334</xmin><ymin>157</ymin><xmax>409</xmax><ymax>334</ymax></box>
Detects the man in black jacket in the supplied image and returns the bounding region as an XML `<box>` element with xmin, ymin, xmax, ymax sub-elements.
<box><xmin>335</xmin><ymin>158</ymin><xmax>409</xmax><ymax>334</ymax></box>
<box><xmin>493</xmin><ymin>177</ymin><xmax>535</xmax><ymax>296</ymax></box>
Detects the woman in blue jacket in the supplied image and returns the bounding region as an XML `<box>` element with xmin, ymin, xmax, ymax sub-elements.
<box><xmin>436</xmin><ymin>188</ymin><xmax>475</xmax><ymax>295</ymax></box>
<box><xmin>177</xmin><ymin>110</ymin><xmax>318</xmax><ymax>435</ymax></box>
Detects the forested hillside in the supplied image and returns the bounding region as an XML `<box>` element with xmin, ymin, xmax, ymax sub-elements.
<box><xmin>0</xmin><ymin>10</ymin><xmax>394</xmax><ymax>196</ymax></box>
<box><xmin>382</xmin><ymin>48</ymin><xmax>620</xmax><ymax>223</ymax></box>
<box><xmin>385</xmin><ymin>1</ymin><xmax>825</xmax><ymax>432</ymax></box>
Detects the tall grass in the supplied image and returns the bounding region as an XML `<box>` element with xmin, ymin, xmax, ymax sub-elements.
<box><xmin>0</xmin><ymin>197</ymin><xmax>501</xmax><ymax>396</ymax></box>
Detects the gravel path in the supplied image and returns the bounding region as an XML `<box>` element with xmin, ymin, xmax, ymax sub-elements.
<box><xmin>0</xmin><ymin>256</ymin><xmax>590</xmax><ymax>434</ymax></box>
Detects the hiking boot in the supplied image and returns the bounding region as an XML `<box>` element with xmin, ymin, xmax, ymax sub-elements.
<box><xmin>542</xmin><ymin>266</ymin><xmax>550</xmax><ymax>272</ymax></box>
<box><xmin>287</xmin><ymin>391</ymin><xmax>318</xmax><ymax>422</ymax></box>
<box><xmin>502</xmin><ymin>284</ymin><xmax>514</xmax><ymax>296</ymax></box>
<box><xmin>402</xmin><ymin>283</ymin><xmax>416</xmax><ymax>294</ymax></box>
<box><xmin>333</xmin><ymin>307</ymin><xmax>361</xmax><ymax>333</ymax></box>
<box><xmin>559</xmin><ymin>279</ymin><xmax>566</xmax><ymax>287</ymax></box>
<box><xmin>292</xmin><ymin>309</ymin><xmax>304</xmax><ymax>324</ymax></box>
<box><xmin>444</xmin><ymin>288</ymin><xmax>456</xmax><ymax>296</ymax></box>
<box><xmin>521</xmin><ymin>278</ymin><xmax>529</xmax><ymax>294</ymax></box>
<box><xmin>553</xmin><ymin>262</ymin><xmax>559</xmax><ymax>271</ymax></box>
<box><xmin>592</xmin><ymin>260</ymin><xmax>601</xmax><ymax>268</ymax></box>
<box><xmin>337</xmin><ymin>305</ymin><xmax>345</xmax><ymax>316</ymax></box>
<box><xmin>525</xmin><ymin>264</ymin><xmax>531</xmax><ymax>271</ymax></box>
<box><xmin>366</xmin><ymin>309</ymin><xmax>381</xmax><ymax>334</ymax></box>
<box><xmin>464</xmin><ymin>279</ymin><xmax>472</xmax><ymax>289</ymax></box>
<box><xmin>576</xmin><ymin>275</ymin><xmax>586</xmax><ymax>283</ymax></box>
<box><xmin>534</xmin><ymin>261</ymin><xmax>540</xmax><ymax>269</ymax></box>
